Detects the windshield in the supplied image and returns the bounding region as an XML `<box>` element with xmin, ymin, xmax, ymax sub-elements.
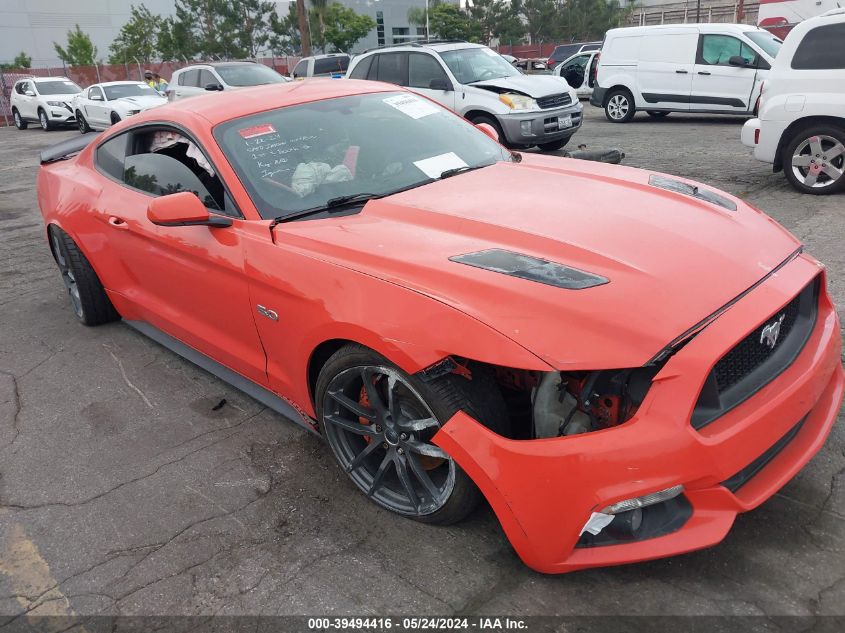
<box><xmin>745</xmin><ymin>31</ymin><xmax>782</xmax><ymax>58</ymax></box>
<box><xmin>104</xmin><ymin>83</ymin><xmax>160</xmax><ymax>99</ymax></box>
<box><xmin>35</xmin><ymin>80</ymin><xmax>81</xmax><ymax>95</ymax></box>
<box><xmin>216</xmin><ymin>64</ymin><xmax>287</xmax><ymax>86</ymax></box>
<box><xmin>214</xmin><ymin>91</ymin><xmax>511</xmax><ymax>220</ymax></box>
<box><xmin>440</xmin><ymin>47</ymin><xmax>520</xmax><ymax>84</ymax></box>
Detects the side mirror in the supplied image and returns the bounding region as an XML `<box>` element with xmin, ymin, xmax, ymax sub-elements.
<box><xmin>728</xmin><ymin>55</ymin><xmax>749</xmax><ymax>67</ymax></box>
<box><xmin>429</xmin><ymin>78</ymin><xmax>452</xmax><ymax>91</ymax></box>
<box><xmin>25</xmin><ymin>90</ymin><xmax>35</xmax><ymax>97</ymax></box>
<box><xmin>476</xmin><ymin>122</ymin><xmax>500</xmax><ymax>143</ymax></box>
<box><xmin>205</xmin><ymin>83</ymin><xmax>224</xmax><ymax>91</ymax></box>
<box><xmin>90</xmin><ymin>94</ymin><xmax>103</xmax><ymax>101</ymax></box>
<box><xmin>147</xmin><ymin>192</ymin><xmax>232</xmax><ymax>228</ymax></box>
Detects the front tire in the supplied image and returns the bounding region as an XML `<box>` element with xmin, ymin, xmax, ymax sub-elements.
<box><xmin>315</xmin><ymin>345</ymin><xmax>508</xmax><ymax>525</ymax></box>
<box><xmin>38</xmin><ymin>109</ymin><xmax>52</xmax><ymax>131</ymax></box>
<box><xmin>782</xmin><ymin>125</ymin><xmax>845</xmax><ymax>195</ymax></box>
<box><xmin>604</xmin><ymin>88</ymin><xmax>636</xmax><ymax>123</ymax></box>
<box><xmin>77</xmin><ymin>111</ymin><xmax>90</xmax><ymax>133</ymax></box>
<box><xmin>12</xmin><ymin>108</ymin><xmax>28</xmax><ymax>130</ymax></box>
<box><xmin>110</xmin><ymin>111</ymin><xmax>121</xmax><ymax>125</ymax></box>
<box><xmin>49</xmin><ymin>227</ymin><xmax>120</xmax><ymax>326</ymax></box>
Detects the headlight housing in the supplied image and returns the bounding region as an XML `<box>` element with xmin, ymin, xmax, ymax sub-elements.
<box><xmin>499</xmin><ymin>93</ymin><xmax>537</xmax><ymax>111</ymax></box>
<box><xmin>47</xmin><ymin>101</ymin><xmax>65</xmax><ymax>107</ymax></box>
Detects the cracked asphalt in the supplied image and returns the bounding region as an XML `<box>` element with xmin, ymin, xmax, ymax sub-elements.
<box><xmin>0</xmin><ymin>106</ymin><xmax>843</xmax><ymax>621</ymax></box>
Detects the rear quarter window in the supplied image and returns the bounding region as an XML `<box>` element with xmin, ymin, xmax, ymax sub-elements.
<box><xmin>96</xmin><ymin>134</ymin><xmax>128</xmax><ymax>181</ymax></box>
<box><xmin>791</xmin><ymin>23</ymin><xmax>845</xmax><ymax>70</ymax></box>
<box><xmin>348</xmin><ymin>55</ymin><xmax>372</xmax><ymax>79</ymax></box>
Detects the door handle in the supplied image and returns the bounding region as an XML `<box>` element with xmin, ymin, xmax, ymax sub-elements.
<box><xmin>675</xmin><ymin>70</ymin><xmax>689</xmax><ymax>74</ymax></box>
<box><xmin>698</xmin><ymin>71</ymin><xmax>711</xmax><ymax>76</ymax></box>
<box><xmin>108</xmin><ymin>216</ymin><xmax>129</xmax><ymax>229</ymax></box>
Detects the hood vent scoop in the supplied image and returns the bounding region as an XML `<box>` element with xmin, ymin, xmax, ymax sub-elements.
<box><xmin>449</xmin><ymin>249</ymin><xmax>608</xmax><ymax>290</ymax></box>
<box><xmin>649</xmin><ymin>175</ymin><xmax>737</xmax><ymax>211</ymax></box>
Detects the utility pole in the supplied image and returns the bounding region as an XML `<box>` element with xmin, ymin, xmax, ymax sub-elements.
<box><xmin>296</xmin><ymin>0</ymin><xmax>311</xmax><ymax>57</ymax></box>
<box><xmin>695</xmin><ymin>0</ymin><xmax>701</xmax><ymax>22</ymax></box>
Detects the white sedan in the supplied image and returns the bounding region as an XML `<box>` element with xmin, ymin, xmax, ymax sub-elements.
<box><xmin>73</xmin><ymin>81</ymin><xmax>166</xmax><ymax>132</ymax></box>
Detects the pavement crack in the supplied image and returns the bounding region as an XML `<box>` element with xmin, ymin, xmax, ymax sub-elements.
<box><xmin>0</xmin><ymin>411</ymin><xmax>264</xmax><ymax>510</ymax></box>
<box><xmin>104</xmin><ymin>344</ymin><xmax>154</xmax><ymax>409</ymax></box>
<box><xmin>0</xmin><ymin>369</ymin><xmax>21</xmax><ymax>451</ymax></box>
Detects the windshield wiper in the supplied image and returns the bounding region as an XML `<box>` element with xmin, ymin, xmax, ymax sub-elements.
<box><xmin>323</xmin><ymin>192</ymin><xmax>382</xmax><ymax>208</ymax></box>
<box><xmin>439</xmin><ymin>162</ymin><xmax>495</xmax><ymax>180</ymax></box>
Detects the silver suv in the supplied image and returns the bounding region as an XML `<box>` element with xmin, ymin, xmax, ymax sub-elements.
<box><xmin>346</xmin><ymin>42</ymin><xmax>582</xmax><ymax>150</ymax></box>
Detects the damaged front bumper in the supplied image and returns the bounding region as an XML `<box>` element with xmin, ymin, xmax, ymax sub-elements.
<box><xmin>496</xmin><ymin>101</ymin><xmax>583</xmax><ymax>146</ymax></box>
<box><xmin>433</xmin><ymin>255</ymin><xmax>843</xmax><ymax>573</ymax></box>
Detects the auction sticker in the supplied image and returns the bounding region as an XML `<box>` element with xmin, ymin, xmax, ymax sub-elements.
<box><xmin>413</xmin><ymin>152</ymin><xmax>467</xmax><ymax>179</ymax></box>
<box><xmin>383</xmin><ymin>94</ymin><xmax>439</xmax><ymax>119</ymax></box>
<box><xmin>239</xmin><ymin>123</ymin><xmax>276</xmax><ymax>139</ymax></box>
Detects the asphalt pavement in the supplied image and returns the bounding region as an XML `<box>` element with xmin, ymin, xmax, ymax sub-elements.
<box><xmin>0</xmin><ymin>106</ymin><xmax>843</xmax><ymax>623</ymax></box>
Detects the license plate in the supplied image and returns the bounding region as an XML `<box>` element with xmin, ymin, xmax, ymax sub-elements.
<box><xmin>558</xmin><ymin>115</ymin><xmax>572</xmax><ymax>129</ymax></box>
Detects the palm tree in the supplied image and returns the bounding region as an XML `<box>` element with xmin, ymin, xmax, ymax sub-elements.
<box><xmin>310</xmin><ymin>0</ymin><xmax>329</xmax><ymax>52</ymax></box>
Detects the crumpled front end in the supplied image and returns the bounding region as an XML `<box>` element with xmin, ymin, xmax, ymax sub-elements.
<box><xmin>433</xmin><ymin>255</ymin><xmax>843</xmax><ymax>573</ymax></box>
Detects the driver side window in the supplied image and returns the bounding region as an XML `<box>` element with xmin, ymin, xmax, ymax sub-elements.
<box><xmin>698</xmin><ymin>35</ymin><xmax>756</xmax><ymax>66</ymax></box>
<box><xmin>95</xmin><ymin>127</ymin><xmax>238</xmax><ymax>216</ymax></box>
<box><xmin>408</xmin><ymin>53</ymin><xmax>448</xmax><ymax>89</ymax></box>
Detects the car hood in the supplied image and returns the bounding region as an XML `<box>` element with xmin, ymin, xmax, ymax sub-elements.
<box><xmin>472</xmin><ymin>74</ymin><xmax>572</xmax><ymax>98</ymax></box>
<box><xmin>282</xmin><ymin>155</ymin><xmax>801</xmax><ymax>369</ymax></box>
<box><xmin>115</xmin><ymin>95</ymin><xmax>166</xmax><ymax>109</ymax></box>
<box><xmin>48</xmin><ymin>93</ymin><xmax>80</xmax><ymax>104</ymax></box>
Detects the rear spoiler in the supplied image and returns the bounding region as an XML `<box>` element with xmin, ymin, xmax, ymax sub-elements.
<box><xmin>39</xmin><ymin>132</ymin><xmax>100</xmax><ymax>164</ymax></box>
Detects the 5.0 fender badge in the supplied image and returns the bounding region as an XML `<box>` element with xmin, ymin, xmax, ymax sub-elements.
<box><xmin>760</xmin><ymin>313</ymin><xmax>786</xmax><ymax>349</ymax></box>
<box><xmin>257</xmin><ymin>305</ymin><xmax>279</xmax><ymax>321</ymax></box>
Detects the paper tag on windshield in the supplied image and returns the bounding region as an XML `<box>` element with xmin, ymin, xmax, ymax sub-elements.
<box><xmin>383</xmin><ymin>94</ymin><xmax>438</xmax><ymax>119</ymax></box>
<box><xmin>413</xmin><ymin>152</ymin><xmax>468</xmax><ymax>179</ymax></box>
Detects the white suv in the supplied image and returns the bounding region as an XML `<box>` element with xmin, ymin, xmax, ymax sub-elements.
<box><xmin>741</xmin><ymin>10</ymin><xmax>845</xmax><ymax>194</ymax></box>
<box><xmin>10</xmin><ymin>76</ymin><xmax>82</xmax><ymax>131</ymax></box>
<box><xmin>168</xmin><ymin>62</ymin><xmax>289</xmax><ymax>101</ymax></box>
<box><xmin>346</xmin><ymin>42</ymin><xmax>582</xmax><ymax>151</ymax></box>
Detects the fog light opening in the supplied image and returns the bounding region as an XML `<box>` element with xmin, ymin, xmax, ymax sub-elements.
<box><xmin>520</xmin><ymin>120</ymin><xmax>532</xmax><ymax>136</ymax></box>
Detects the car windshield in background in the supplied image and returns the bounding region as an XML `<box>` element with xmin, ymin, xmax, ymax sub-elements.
<box><xmin>216</xmin><ymin>64</ymin><xmax>286</xmax><ymax>86</ymax></box>
<box><xmin>440</xmin><ymin>47</ymin><xmax>521</xmax><ymax>84</ymax></box>
<box><xmin>36</xmin><ymin>80</ymin><xmax>81</xmax><ymax>95</ymax></box>
<box><xmin>745</xmin><ymin>31</ymin><xmax>783</xmax><ymax>58</ymax></box>
<box><xmin>214</xmin><ymin>91</ymin><xmax>511</xmax><ymax>220</ymax></box>
<box><xmin>103</xmin><ymin>83</ymin><xmax>159</xmax><ymax>99</ymax></box>
<box><xmin>314</xmin><ymin>56</ymin><xmax>349</xmax><ymax>75</ymax></box>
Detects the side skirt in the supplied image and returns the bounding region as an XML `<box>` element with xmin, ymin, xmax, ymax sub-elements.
<box><xmin>125</xmin><ymin>320</ymin><xmax>320</xmax><ymax>436</ymax></box>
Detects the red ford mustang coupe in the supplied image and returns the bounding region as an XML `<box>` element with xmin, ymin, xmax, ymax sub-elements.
<box><xmin>37</xmin><ymin>80</ymin><xmax>843</xmax><ymax>573</ymax></box>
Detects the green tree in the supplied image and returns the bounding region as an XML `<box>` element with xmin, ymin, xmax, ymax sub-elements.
<box><xmin>54</xmin><ymin>24</ymin><xmax>98</xmax><ymax>66</ymax></box>
<box><xmin>310</xmin><ymin>0</ymin><xmax>330</xmax><ymax>52</ymax></box>
<box><xmin>268</xmin><ymin>4</ymin><xmax>301</xmax><ymax>55</ymax></box>
<box><xmin>516</xmin><ymin>0</ymin><xmax>561</xmax><ymax>44</ymax></box>
<box><xmin>108</xmin><ymin>3</ymin><xmax>158</xmax><ymax>64</ymax></box>
<box><xmin>173</xmin><ymin>0</ymin><xmax>275</xmax><ymax>59</ymax></box>
<box><xmin>322</xmin><ymin>3</ymin><xmax>375</xmax><ymax>52</ymax></box>
<box><xmin>559</xmin><ymin>0</ymin><xmax>631</xmax><ymax>42</ymax></box>
<box><xmin>156</xmin><ymin>15</ymin><xmax>196</xmax><ymax>60</ymax></box>
<box><xmin>0</xmin><ymin>52</ymin><xmax>32</xmax><ymax>70</ymax></box>
<box><xmin>428</xmin><ymin>4</ymin><xmax>478</xmax><ymax>41</ymax></box>
<box><xmin>231</xmin><ymin>0</ymin><xmax>276</xmax><ymax>57</ymax></box>
<box><xmin>466</xmin><ymin>0</ymin><xmax>524</xmax><ymax>44</ymax></box>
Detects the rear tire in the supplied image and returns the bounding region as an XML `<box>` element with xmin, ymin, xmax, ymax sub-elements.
<box><xmin>604</xmin><ymin>88</ymin><xmax>636</xmax><ymax>123</ymax></box>
<box><xmin>647</xmin><ymin>111</ymin><xmax>670</xmax><ymax>118</ymax></box>
<box><xmin>49</xmin><ymin>226</ymin><xmax>120</xmax><ymax>326</ymax></box>
<box><xmin>316</xmin><ymin>344</ymin><xmax>508</xmax><ymax>525</ymax></box>
<box><xmin>12</xmin><ymin>108</ymin><xmax>28</xmax><ymax>130</ymax></box>
<box><xmin>782</xmin><ymin>125</ymin><xmax>845</xmax><ymax>195</ymax></box>
<box><xmin>38</xmin><ymin>108</ymin><xmax>52</xmax><ymax>131</ymax></box>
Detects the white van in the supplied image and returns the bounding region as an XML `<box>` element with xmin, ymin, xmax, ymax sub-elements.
<box><xmin>590</xmin><ymin>24</ymin><xmax>782</xmax><ymax>122</ymax></box>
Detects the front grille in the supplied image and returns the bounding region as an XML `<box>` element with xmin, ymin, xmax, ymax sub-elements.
<box><xmin>714</xmin><ymin>292</ymin><xmax>801</xmax><ymax>392</ymax></box>
<box><xmin>691</xmin><ymin>277</ymin><xmax>819</xmax><ymax>430</ymax></box>
<box><xmin>536</xmin><ymin>93</ymin><xmax>572</xmax><ymax>109</ymax></box>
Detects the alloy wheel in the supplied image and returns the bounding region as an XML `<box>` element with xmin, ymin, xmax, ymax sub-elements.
<box><xmin>51</xmin><ymin>232</ymin><xmax>83</xmax><ymax>319</ymax></box>
<box><xmin>40</xmin><ymin>111</ymin><xmax>48</xmax><ymax>130</ymax></box>
<box><xmin>607</xmin><ymin>94</ymin><xmax>630</xmax><ymax>120</ymax></box>
<box><xmin>322</xmin><ymin>365</ymin><xmax>455</xmax><ymax>517</ymax></box>
<box><xmin>14</xmin><ymin>111</ymin><xmax>21</xmax><ymax>128</ymax></box>
<box><xmin>791</xmin><ymin>135</ymin><xmax>845</xmax><ymax>189</ymax></box>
